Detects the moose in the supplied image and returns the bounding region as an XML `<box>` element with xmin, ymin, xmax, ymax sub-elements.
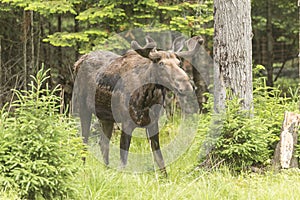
<box><xmin>73</xmin><ymin>35</ymin><xmax>203</xmax><ymax>176</ymax></box>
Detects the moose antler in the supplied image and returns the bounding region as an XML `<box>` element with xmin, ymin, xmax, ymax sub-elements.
<box><xmin>145</xmin><ymin>35</ymin><xmax>156</xmax><ymax>44</ymax></box>
<box><xmin>176</xmin><ymin>36</ymin><xmax>204</xmax><ymax>58</ymax></box>
<box><xmin>131</xmin><ymin>36</ymin><xmax>157</xmax><ymax>58</ymax></box>
<box><xmin>171</xmin><ymin>36</ymin><xmax>186</xmax><ymax>53</ymax></box>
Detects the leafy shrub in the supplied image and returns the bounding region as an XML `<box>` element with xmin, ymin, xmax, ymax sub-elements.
<box><xmin>200</xmin><ymin>77</ymin><xmax>299</xmax><ymax>171</ymax></box>
<box><xmin>201</xmin><ymin>97</ymin><xmax>272</xmax><ymax>171</ymax></box>
<box><xmin>0</xmin><ymin>68</ymin><xmax>83</xmax><ymax>199</ymax></box>
<box><xmin>253</xmin><ymin>78</ymin><xmax>299</xmax><ymax>151</ymax></box>
<box><xmin>275</xmin><ymin>77</ymin><xmax>299</xmax><ymax>97</ymax></box>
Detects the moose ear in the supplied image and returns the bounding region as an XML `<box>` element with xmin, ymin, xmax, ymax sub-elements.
<box><xmin>131</xmin><ymin>40</ymin><xmax>156</xmax><ymax>58</ymax></box>
<box><xmin>171</xmin><ymin>36</ymin><xmax>186</xmax><ymax>53</ymax></box>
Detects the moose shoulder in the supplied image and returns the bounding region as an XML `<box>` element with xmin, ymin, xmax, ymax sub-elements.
<box><xmin>73</xmin><ymin>36</ymin><xmax>203</xmax><ymax>176</ymax></box>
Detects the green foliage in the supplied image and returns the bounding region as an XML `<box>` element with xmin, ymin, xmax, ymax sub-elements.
<box><xmin>76</xmin><ymin>6</ymin><xmax>126</xmax><ymax>24</ymax></box>
<box><xmin>252</xmin><ymin>0</ymin><xmax>298</xmax><ymax>67</ymax></box>
<box><xmin>43</xmin><ymin>31</ymin><xmax>90</xmax><ymax>47</ymax></box>
<box><xmin>254</xmin><ymin>78</ymin><xmax>299</xmax><ymax>145</ymax></box>
<box><xmin>274</xmin><ymin>77</ymin><xmax>299</xmax><ymax>97</ymax></box>
<box><xmin>202</xmin><ymin>78</ymin><xmax>299</xmax><ymax>172</ymax></box>
<box><xmin>160</xmin><ymin>1</ymin><xmax>214</xmax><ymax>36</ymax></box>
<box><xmin>252</xmin><ymin>0</ymin><xmax>298</xmax><ymax>39</ymax></box>
<box><xmin>45</xmin><ymin>0</ymin><xmax>213</xmax><ymax>53</ymax></box>
<box><xmin>1</xmin><ymin>0</ymin><xmax>214</xmax><ymax>54</ymax></box>
<box><xmin>1</xmin><ymin>0</ymin><xmax>77</xmax><ymax>15</ymax></box>
<box><xmin>24</xmin><ymin>1</ymin><xmax>77</xmax><ymax>15</ymax></box>
<box><xmin>0</xmin><ymin>68</ymin><xmax>83</xmax><ymax>199</ymax></box>
<box><xmin>202</xmin><ymin>97</ymin><xmax>272</xmax><ymax>171</ymax></box>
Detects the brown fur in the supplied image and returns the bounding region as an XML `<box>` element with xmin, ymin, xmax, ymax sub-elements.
<box><xmin>74</xmin><ymin>37</ymin><xmax>202</xmax><ymax>176</ymax></box>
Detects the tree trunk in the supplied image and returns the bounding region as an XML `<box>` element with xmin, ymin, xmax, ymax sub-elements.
<box><xmin>36</xmin><ymin>14</ymin><xmax>41</xmax><ymax>69</ymax></box>
<box><xmin>192</xmin><ymin>66</ymin><xmax>208</xmax><ymax>112</ymax></box>
<box><xmin>74</xmin><ymin>15</ymin><xmax>80</xmax><ymax>61</ymax></box>
<box><xmin>273</xmin><ymin>112</ymin><xmax>300</xmax><ymax>170</ymax></box>
<box><xmin>30</xmin><ymin>10</ymin><xmax>35</xmax><ymax>74</ymax></box>
<box><xmin>191</xmin><ymin>45</ymin><xmax>211</xmax><ymax>113</ymax></box>
<box><xmin>23</xmin><ymin>10</ymin><xmax>30</xmax><ymax>90</ymax></box>
<box><xmin>213</xmin><ymin>0</ymin><xmax>253</xmax><ymax>112</ymax></box>
<box><xmin>57</xmin><ymin>15</ymin><xmax>63</xmax><ymax>68</ymax></box>
<box><xmin>40</xmin><ymin>16</ymin><xmax>48</xmax><ymax>69</ymax></box>
<box><xmin>0</xmin><ymin>36</ymin><xmax>2</xmax><ymax>108</ymax></box>
<box><xmin>298</xmin><ymin>0</ymin><xmax>300</xmax><ymax>111</ymax></box>
<box><xmin>266</xmin><ymin>0</ymin><xmax>274</xmax><ymax>87</ymax></box>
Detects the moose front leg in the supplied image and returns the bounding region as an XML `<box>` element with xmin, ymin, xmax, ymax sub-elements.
<box><xmin>147</xmin><ymin>123</ymin><xmax>167</xmax><ymax>176</ymax></box>
<box><xmin>120</xmin><ymin>123</ymin><xmax>134</xmax><ymax>168</ymax></box>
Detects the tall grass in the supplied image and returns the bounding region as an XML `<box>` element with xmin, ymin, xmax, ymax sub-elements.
<box><xmin>75</xmin><ymin>145</ymin><xmax>300</xmax><ymax>200</ymax></box>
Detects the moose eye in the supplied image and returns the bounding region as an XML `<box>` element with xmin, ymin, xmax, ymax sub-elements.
<box><xmin>158</xmin><ymin>61</ymin><xmax>164</xmax><ymax>67</ymax></box>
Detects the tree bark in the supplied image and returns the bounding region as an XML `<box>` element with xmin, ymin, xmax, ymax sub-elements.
<box><xmin>74</xmin><ymin>15</ymin><xmax>80</xmax><ymax>61</ymax></box>
<box><xmin>23</xmin><ymin>10</ymin><xmax>30</xmax><ymax>90</ymax></box>
<box><xmin>192</xmin><ymin>66</ymin><xmax>208</xmax><ymax>112</ymax></box>
<box><xmin>298</xmin><ymin>0</ymin><xmax>300</xmax><ymax>111</ymax></box>
<box><xmin>0</xmin><ymin>36</ymin><xmax>2</xmax><ymax>108</ymax></box>
<box><xmin>213</xmin><ymin>0</ymin><xmax>253</xmax><ymax>112</ymax></box>
<box><xmin>57</xmin><ymin>15</ymin><xmax>63</xmax><ymax>68</ymax></box>
<box><xmin>36</xmin><ymin>14</ymin><xmax>41</xmax><ymax>69</ymax></box>
<box><xmin>266</xmin><ymin>0</ymin><xmax>274</xmax><ymax>87</ymax></box>
<box><xmin>273</xmin><ymin>112</ymin><xmax>300</xmax><ymax>170</ymax></box>
<box><xmin>191</xmin><ymin>45</ymin><xmax>211</xmax><ymax>113</ymax></box>
<box><xmin>30</xmin><ymin>10</ymin><xmax>35</xmax><ymax>74</ymax></box>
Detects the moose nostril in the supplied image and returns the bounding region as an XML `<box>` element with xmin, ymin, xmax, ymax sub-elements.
<box><xmin>177</xmin><ymin>88</ymin><xmax>184</xmax><ymax>94</ymax></box>
<box><xmin>174</xmin><ymin>85</ymin><xmax>183</xmax><ymax>94</ymax></box>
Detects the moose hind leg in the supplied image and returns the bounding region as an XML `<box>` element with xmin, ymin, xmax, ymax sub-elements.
<box><xmin>79</xmin><ymin>107</ymin><xmax>92</xmax><ymax>163</ymax></box>
<box><xmin>99</xmin><ymin>120</ymin><xmax>113</xmax><ymax>166</ymax></box>
<box><xmin>147</xmin><ymin>123</ymin><xmax>167</xmax><ymax>176</ymax></box>
<box><xmin>80</xmin><ymin>107</ymin><xmax>92</xmax><ymax>144</ymax></box>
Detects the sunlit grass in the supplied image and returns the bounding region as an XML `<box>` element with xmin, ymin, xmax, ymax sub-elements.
<box><xmin>2</xmin><ymin>111</ymin><xmax>300</xmax><ymax>200</ymax></box>
<box><xmin>75</xmin><ymin>153</ymin><xmax>300</xmax><ymax>200</ymax></box>
<box><xmin>74</xmin><ymin>113</ymin><xmax>300</xmax><ymax>200</ymax></box>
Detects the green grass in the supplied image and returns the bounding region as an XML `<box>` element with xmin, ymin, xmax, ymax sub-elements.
<box><xmin>2</xmin><ymin>121</ymin><xmax>300</xmax><ymax>200</ymax></box>
<box><xmin>3</xmin><ymin>150</ymin><xmax>300</xmax><ymax>200</ymax></box>
<box><xmin>3</xmin><ymin>110</ymin><xmax>300</xmax><ymax>200</ymax></box>
<box><xmin>71</xmin><ymin>111</ymin><xmax>300</xmax><ymax>200</ymax></box>
<box><xmin>74</xmin><ymin>154</ymin><xmax>300</xmax><ymax>200</ymax></box>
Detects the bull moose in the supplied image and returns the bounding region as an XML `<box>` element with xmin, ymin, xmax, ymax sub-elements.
<box><xmin>73</xmin><ymin>35</ymin><xmax>203</xmax><ymax>176</ymax></box>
